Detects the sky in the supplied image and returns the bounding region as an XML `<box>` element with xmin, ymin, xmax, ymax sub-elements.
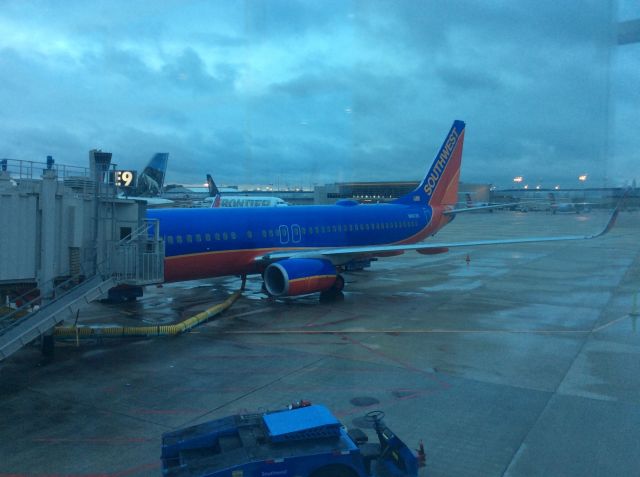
<box><xmin>0</xmin><ymin>0</ymin><xmax>638</xmax><ymax>190</ymax></box>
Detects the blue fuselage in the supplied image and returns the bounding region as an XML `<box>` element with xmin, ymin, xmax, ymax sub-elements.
<box><xmin>147</xmin><ymin>202</ymin><xmax>440</xmax><ymax>282</ymax></box>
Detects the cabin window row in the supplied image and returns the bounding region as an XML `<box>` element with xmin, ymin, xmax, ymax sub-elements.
<box><xmin>164</xmin><ymin>220</ymin><xmax>420</xmax><ymax>245</ymax></box>
<box><xmin>166</xmin><ymin>232</ymin><xmax>239</xmax><ymax>244</ymax></box>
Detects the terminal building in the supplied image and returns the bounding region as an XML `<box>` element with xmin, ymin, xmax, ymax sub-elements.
<box><xmin>314</xmin><ymin>181</ymin><xmax>491</xmax><ymax>205</ymax></box>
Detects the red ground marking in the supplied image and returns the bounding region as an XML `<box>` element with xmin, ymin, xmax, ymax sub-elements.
<box><xmin>339</xmin><ymin>334</ymin><xmax>451</xmax><ymax>390</ymax></box>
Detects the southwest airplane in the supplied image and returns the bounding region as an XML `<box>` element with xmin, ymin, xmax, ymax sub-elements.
<box><xmin>147</xmin><ymin>121</ymin><xmax>618</xmax><ymax>299</ymax></box>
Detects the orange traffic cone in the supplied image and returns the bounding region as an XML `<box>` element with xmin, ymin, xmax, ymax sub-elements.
<box><xmin>416</xmin><ymin>440</ymin><xmax>426</xmax><ymax>467</ymax></box>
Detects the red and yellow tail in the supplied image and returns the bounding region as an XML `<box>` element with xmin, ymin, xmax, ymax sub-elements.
<box><xmin>392</xmin><ymin>120</ymin><xmax>465</xmax><ymax>208</ymax></box>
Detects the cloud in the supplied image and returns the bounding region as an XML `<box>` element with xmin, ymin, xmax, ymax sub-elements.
<box><xmin>0</xmin><ymin>0</ymin><xmax>635</xmax><ymax>188</ymax></box>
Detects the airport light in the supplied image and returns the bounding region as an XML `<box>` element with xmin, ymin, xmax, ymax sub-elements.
<box><xmin>578</xmin><ymin>174</ymin><xmax>588</xmax><ymax>182</ymax></box>
<box><xmin>554</xmin><ymin>185</ymin><xmax>560</xmax><ymax>190</ymax></box>
<box><xmin>524</xmin><ymin>184</ymin><xmax>529</xmax><ymax>189</ymax></box>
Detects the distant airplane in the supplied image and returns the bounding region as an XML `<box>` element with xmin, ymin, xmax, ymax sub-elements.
<box><xmin>120</xmin><ymin>153</ymin><xmax>173</xmax><ymax>206</ymax></box>
<box><xmin>146</xmin><ymin>121</ymin><xmax>618</xmax><ymax>299</ymax></box>
<box><xmin>454</xmin><ymin>192</ymin><xmax>518</xmax><ymax>213</ymax></box>
<box><xmin>204</xmin><ymin>174</ymin><xmax>288</xmax><ymax>208</ymax></box>
<box><xmin>548</xmin><ymin>192</ymin><xmax>594</xmax><ymax>214</ymax></box>
<box><xmin>460</xmin><ymin>192</ymin><xmax>504</xmax><ymax>213</ymax></box>
<box><xmin>464</xmin><ymin>193</ymin><xmax>490</xmax><ymax>208</ymax></box>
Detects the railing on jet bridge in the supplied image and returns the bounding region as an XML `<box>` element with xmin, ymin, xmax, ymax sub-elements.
<box><xmin>0</xmin><ymin>157</ymin><xmax>118</xmax><ymax>198</ymax></box>
<box><xmin>0</xmin><ymin>266</ymin><xmax>105</xmax><ymax>330</ymax></box>
<box><xmin>1</xmin><ymin>158</ymin><xmax>90</xmax><ymax>180</ymax></box>
<box><xmin>108</xmin><ymin>219</ymin><xmax>165</xmax><ymax>285</ymax></box>
<box><xmin>0</xmin><ymin>220</ymin><xmax>164</xmax><ymax>330</ymax></box>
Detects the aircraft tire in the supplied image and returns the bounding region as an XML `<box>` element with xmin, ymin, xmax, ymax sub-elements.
<box><xmin>331</xmin><ymin>274</ymin><xmax>345</xmax><ymax>293</ymax></box>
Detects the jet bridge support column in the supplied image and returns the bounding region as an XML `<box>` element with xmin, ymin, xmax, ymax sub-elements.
<box><xmin>39</xmin><ymin>157</ymin><xmax>58</xmax><ymax>359</ymax></box>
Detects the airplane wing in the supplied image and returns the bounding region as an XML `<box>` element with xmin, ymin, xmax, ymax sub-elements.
<box><xmin>443</xmin><ymin>202</ymin><xmax>520</xmax><ymax>214</ymax></box>
<box><xmin>118</xmin><ymin>195</ymin><xmax>174</xmax><ymax>206</ymax></box>
<box><xmin>256</xmin><ymin>207</ymin><xmax>619</xmax><ymax>266</ymax></box>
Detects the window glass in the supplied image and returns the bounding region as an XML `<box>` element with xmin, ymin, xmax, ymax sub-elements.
<box><xmin>5</xmin><ymin>4</ymin><xmax>629</xmax><ymax>474</ymax></box>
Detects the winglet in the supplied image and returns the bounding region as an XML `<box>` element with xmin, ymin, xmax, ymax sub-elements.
<box><xmin>591</xmin><ymin>192</ymin><xmax>627</xmax><ymax>238</ymax></box>
<box><xmin>591</xmin><ymin>207</ymin><xmax>618</xmax><ymax>238</ymax></box>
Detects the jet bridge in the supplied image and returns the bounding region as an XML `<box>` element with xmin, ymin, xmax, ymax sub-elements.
<box><xmin>0</xmin><ymin>152</ymin><xmax>165</xmax><ymax>361</ymax></box>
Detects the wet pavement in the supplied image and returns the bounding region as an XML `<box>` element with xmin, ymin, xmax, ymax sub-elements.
<box><xmin>0</xmin><ymin>210</ymin><xmax>638</xmax><ymax>476</ymax></box>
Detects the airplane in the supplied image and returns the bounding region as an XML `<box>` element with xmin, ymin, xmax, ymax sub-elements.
<box><xmin>119</xmin><ymin>153</ymin><xmax>173</xmax><ymax>206</ymax></box>
<box><xmin>459</xmin><ymin>192</ymin><xmax>501</xmax><ymax>213</ymax></box>
<box><xmin>203</xmin><ymin>174</ymin><xmax>289</xmax><ymax>208</ymax></box>
<box><xmin>459</xmin><ymin>192</ymin><xmax>525</xmax><ymax>213</ymax></box>
<box><xmin>548</xmin><ymin>192</ymin><xmax>594</xmax><ymax>214</ymax></box>
<box><xmin>146</xmin><ymin>120</ymin><xmax>618</xmax><ymax>299</ymax></box>
<box><xmin>464</xmin><ymin>193</ymin><xmax>490</xmax><ymax>208</ymax></box>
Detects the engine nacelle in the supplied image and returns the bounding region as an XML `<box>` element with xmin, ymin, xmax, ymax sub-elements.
<box><xmin>416</xmin><ymin>247</ymin><xmax>449</xmax><ymax>255</ymax></box>
<box><xmin>264</xmin><ymin>258</ymin><xmax>337</xmax><ymax>297</ymax></box>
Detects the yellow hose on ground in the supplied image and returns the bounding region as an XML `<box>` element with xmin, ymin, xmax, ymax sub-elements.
<box><xmin>54</xmin><ymin>290</ymin><xmax>241</xmax><ymax>338</ymax></box>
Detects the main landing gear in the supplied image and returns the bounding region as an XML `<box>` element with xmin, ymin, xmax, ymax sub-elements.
<box><xmin>320</xmin><ymin>274</ymin><xmax>345</xmax><ymax>302</ymax></box>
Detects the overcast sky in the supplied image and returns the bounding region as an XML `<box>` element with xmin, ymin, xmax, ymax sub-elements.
<box><xmin>0</xmin><ymin>1</ymin><xmax>637</xmax><ymax>189</ymax></box>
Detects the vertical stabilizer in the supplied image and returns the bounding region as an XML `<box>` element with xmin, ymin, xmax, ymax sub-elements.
<box><xmin>465</xmin><ymin>193</ymin><xmax>473</xmax><ymax>208</ymax></box>
<box><xmin>206</xmin><ymin>174</ymin><xmax>221</xmax><ymax>208</ymax></box>
<box><xmin>206</xmin><ymin>174</ymin><xmax>220</xmax><ymax>197</ymax></box>
<box><xmin>133</xmin><ymin>153</ymin><xmax>169</xmax><ymax>197</ymax></box>
<box><xmin>392</xmin><ymin>120</ymin><xmax>465</xmax><ymax>207</ymax></box>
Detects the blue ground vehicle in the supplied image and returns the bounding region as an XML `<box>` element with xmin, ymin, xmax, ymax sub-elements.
<box><xmin>161</xmin><ymin>404</ymin><xmax>425</xmax><ymax>477</ymax></box>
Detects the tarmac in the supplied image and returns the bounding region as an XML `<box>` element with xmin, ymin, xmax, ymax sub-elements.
<box><xmin>0</xmin><ymin>209</ymin><xmax>639</xmax><ymax>477</ymax></box>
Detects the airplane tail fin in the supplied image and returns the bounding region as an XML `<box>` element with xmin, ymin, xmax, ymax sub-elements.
<box><xmin>206</xmin><ymin>174</ymin><xmax>222</xmax><ymax>208</ymax></box>
<box><xmin>131</xmin><ymin>153</ymin><xmax>169</xmax><ymax>197</ymax></box>
<box><xmin>206</xmin><ymin>174</ymin><xmax>220</xmax><ymax>197</ymax></box>
<box><xmin>392</xmin><ymin>120</ymin><xmax>465</xmax><ymax>207</ymax></box>
<box><xmin>465</xmin><ymin>193</ymin><xmax>473</xmax><ymax>208</ymax></box>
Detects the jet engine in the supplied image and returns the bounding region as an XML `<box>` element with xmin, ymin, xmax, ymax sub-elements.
<box><xmin>263</xmin><ymin>258</ymin><xmax>338</xmax><ymax>297</ymax></box>
<box><xmin>416</xmin><ymin>247</ymin><xmax>449</xmax><ymax>255</ymax></box>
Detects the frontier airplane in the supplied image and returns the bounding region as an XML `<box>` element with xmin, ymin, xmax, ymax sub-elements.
<box><xmin>147</xmin><ymin>121</ymin><xmax>617</xmax><ymax>299</ymax></box>
<box><xmin>203</xmin><ymin>174</ymin><xmax>289</xmax><ymax>208</ymax></box>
